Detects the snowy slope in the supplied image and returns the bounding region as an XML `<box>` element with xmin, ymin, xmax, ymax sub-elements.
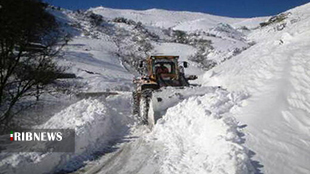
<box><xmin>0</xmin><ymin>8</ymin><xmax>136</xmax><ymax>174</ymax></box>
<box><xmin>61</xmin><ymin>37</ymin><xmax>134</xmax><ymax>92</ymax></box>
<box><xmin>203</xmin><ymin>3</ymin><xmax>310</xmax><ymax>174</ymax></box>
<box><xmin>87</xmin><ymin>6</ymin><xmax>269</xmax><ymax>69</ymax></box>
<box><xmin>90</xmin><ymin>7</ymin><xmax>242</xmax><ymax>30</ymax></box>
<box><xmin>2</xmin><ymin>3</ymin><xmax>310</xmax><ymax>174</ymax></box>
<box><xmin>89</xmin><ymin>6</ymin><xmax>268</xmax><ymax>31</ymax></box>
<box><xmin>55</xmin><ymin>10</ymin><xmax>135</xmax><ymax>92</ymax></box>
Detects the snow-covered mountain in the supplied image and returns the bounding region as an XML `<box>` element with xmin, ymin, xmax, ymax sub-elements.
<box><xmin>1</xmin><ymin>2</ymin><xmax>310</xmax><ymax>174</ymax></box>
<box><xmin>59</xmin><ymin>6</ymin><xmax>267</xmax><ymax>77</ymax></box>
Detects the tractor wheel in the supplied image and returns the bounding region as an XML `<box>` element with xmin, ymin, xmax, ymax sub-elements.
<box><xmin>138</xmin><ymin>90</ymin><xmax>152</xmax><ymax>124</ymax></box>
<box><xmin>132</xmin><ymin>91</ymin><xmax>140</xmax><ymax>115</ymax></box>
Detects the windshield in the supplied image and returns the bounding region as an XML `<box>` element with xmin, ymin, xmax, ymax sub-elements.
<box><xmin>152</xmin><ymin>60</ymin><xmax>176</xmax><ymax>75</ymax></box>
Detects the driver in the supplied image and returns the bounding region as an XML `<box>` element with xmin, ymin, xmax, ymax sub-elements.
<box><xmin>156</xmin><ymin>63</ymin><xmax>169</xmax><ymax>74</ymax></box>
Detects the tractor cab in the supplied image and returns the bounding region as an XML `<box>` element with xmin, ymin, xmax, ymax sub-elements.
<box><xmin>147</xmin><ymin>56</ymin><xmax>183</xmax><ymax>87</ymax></box>
<box><xmin>149</xmin><ymin>57</ymin><xmax>179</xmax><ymax>79</ymax></box>
<box><xmin>135</xmin><ymin>55</ymin><xmax>191</xmax><ymax>90</ymax></box>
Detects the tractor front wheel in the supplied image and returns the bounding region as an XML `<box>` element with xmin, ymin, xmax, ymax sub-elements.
<box><xmin>138</xmin><ymin>90</ymin><xmax>152</xmax><ymax>124</ymax></box>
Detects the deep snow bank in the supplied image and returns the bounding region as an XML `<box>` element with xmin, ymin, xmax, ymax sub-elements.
<box><xmin>148</xmin><ymin>88</ymin><xmax>254</xmax><ymax>174</ymax></box>
<box><xmin>202</xmin><ymin>3</ymin><xmax>310</xmax><ymax>174</ymax></box>
<box><xmin>0</xmin><ymin>94</ymin><xmax>133</xmax><ymax>174</ymax></box>
<box><xmin>96</xmin><ymin>88</ymin><xmax>254</xmax><ymax>174</ymax></box>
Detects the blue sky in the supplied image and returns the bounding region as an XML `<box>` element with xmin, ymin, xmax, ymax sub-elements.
<box><xmin>44</xmin><ymin>0</ymin><xmax>310</xmax><ymax>17</ymax></box>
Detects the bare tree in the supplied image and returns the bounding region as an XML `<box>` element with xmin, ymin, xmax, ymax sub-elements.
<box><xmin>0</xmin><ymin>0</ymin><xmax>68</xmax><ymax>124</ymax></box>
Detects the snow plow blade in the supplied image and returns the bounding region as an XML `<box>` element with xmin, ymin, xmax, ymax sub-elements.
<box><xmin>147</xmin><ymin>86</ymin><xmax>214</xmax><ymax>128</ymax></box>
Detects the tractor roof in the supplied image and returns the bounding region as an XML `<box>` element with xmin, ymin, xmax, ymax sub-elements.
<box><xmin>149</xmin><ymin>56</ymin><xmax>179</xmax><ymax>60</ymax></box>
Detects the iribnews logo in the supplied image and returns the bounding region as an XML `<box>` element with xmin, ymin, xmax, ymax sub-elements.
<box><xmin>10</xmin><ymin>131</ymin><xmax>63</xmax><ymax>141</ymax></box>
<box><xmin>2</xmin><ymin>129</ymin><xmax>75</xmax><ymax>152</ymax></box>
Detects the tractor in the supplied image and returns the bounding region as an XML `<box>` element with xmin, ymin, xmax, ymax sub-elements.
<box><xmin>132</xmin><ymin>55</ymin><xmax>197</xmax><ymax>127</ymax></box>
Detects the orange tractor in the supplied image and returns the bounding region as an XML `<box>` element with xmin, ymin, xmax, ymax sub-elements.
<box><xmin>133</xmin><ymin>56</ymin><xmax>197</xmax><ymax>126</ymax></box>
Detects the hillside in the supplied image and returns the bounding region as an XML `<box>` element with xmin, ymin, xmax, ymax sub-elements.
<box><xmin>203</xmin><ymin>3</ymin><xmax>310</xmax><ymax>173</ymax></box>
<box><xmin>1</xmin><ymin>3</ymin><xmax>310</xmax><ymax>174</ymax></box>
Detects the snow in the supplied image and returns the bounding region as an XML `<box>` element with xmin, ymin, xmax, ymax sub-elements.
<box><xmin>87</xmin><ymin>5</ymin><xmax>259</xmax><ymax>71</ymax></box>
<box><xmin>90</xmin><ymin>7</ymin><xmax>244</xmax><ymax>31</ymax></box>
<box><xmin>150</xmin><ymin>89</ymin><xmax>253</xmax><ymax>174</ymax></box>
<box><xmin>0</xmin><ymin>8</ymin><xmax>136</xmax><ymax>172</ymax></box>
<box><xmin>232</xmin><ymin>17</ymin><xmax>269</xmax><ymax>29</ymax></box>
<box><xmin>2</xmin><ymin>2</ymin><xmax>310</xmax><ymax>174</ymax></box>
<box><xmin>88</xmin><ymin>87</ymin><xmax>253</xmax><ymax>174</ymax></box>
<box><xmin>203</xmin><ymin>3</ymin><xmax>310</xmax><ymax>173</ymax></box>
<box><xmin>0</xmin><ymin>94</ymin><xmax>133</xmax><ymax>174</ymax></box>
<box><xmin>60</xmin><ymin>36</ymin><xmax>134</xmax><ymax>92</ymax></box>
